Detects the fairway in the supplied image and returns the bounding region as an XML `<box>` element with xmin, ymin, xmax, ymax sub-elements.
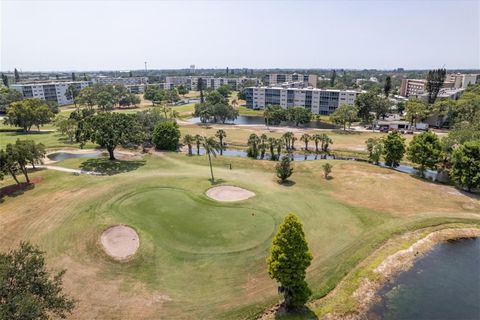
<box><xmin>0</xmin><ymin>152</ymin><xmax>479</xmax><ymax>319</ymax></box>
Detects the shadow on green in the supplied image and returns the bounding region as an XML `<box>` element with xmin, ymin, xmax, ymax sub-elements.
<box><xmin>79</xmin><ymin>158</ymin><xmax>146</xmax><ymax>175</ymax></box>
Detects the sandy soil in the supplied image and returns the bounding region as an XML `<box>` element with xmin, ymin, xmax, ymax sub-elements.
<box><xmin>100</xmin><ymin>225</ymin><xmax>140</xmax><ymax>261</ymax></box>
<box><xmin>206</xmin><ymin>185</ymin><xmax>255</xmax><ymax>202</ymax></box>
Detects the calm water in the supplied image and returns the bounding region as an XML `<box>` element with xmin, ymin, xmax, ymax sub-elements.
<box><xmin>188</xmin><ymin>115</ymin><xmax>336</xmax><ymax>128</ymax></box>
<box><xmin>47</xmin><ymin>151</ymin><xmax>103</xmax><ymax>161</ymax></box>
<box><xmin>369</xmin><ymin>238</ymin><xmax>480</xmax><ymax>320</ymax></box>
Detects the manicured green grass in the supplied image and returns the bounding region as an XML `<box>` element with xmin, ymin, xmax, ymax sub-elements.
<box><xmin>1</xmin><ymin>152</ymin><xmax>478</xmax><ymax>319</ymax></box>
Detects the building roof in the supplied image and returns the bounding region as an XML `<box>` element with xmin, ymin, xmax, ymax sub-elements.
<box><xmin>247</xmin><ymin>86</ymin><xmax>357</xmax><ymax>93</ymax></box>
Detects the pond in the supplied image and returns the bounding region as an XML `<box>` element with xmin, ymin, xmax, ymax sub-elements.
<box><xmin>188</xmin><ymin>115</ymin><xmax>337</xmax><ymax>129</ymax></box>
<box><xmin>368</xmin><ymin>238</ymin><xmax>480</xmax><ymax>320</ymax></box>
<box><xmin>47</xmin><ymin>151</ymin><xmax>104</xmax><ymax>161</ymax></box>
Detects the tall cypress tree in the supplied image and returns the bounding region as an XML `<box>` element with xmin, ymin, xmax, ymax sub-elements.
<box><xmin>384</xmin><ymin>75</ymin><xmax>392</xmax><ymax>97</ymax></box>
<box><xmin>14</xmin><ymin>68</ymin><xmax>20</xmax><ymax>83</ymax></box>
<box><xmin>426</xmin><ymin>68</ymin><xmax>446</xmax><ymax>104</ymax></box>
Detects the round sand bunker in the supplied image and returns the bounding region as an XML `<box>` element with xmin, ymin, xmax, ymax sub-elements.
<box><xmin>100</xmin><ymin>225</ymin><xmax>139</xmax><ymax>260</ymax></box>
<box><xmin>206</xmin><ymin>186</ymin><xmax>255</xmax><ymax>202</ymax></box>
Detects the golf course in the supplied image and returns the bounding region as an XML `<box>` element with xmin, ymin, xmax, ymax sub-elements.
<box><xmin>1</xmin><ymin>142</ymin><xmax>479</xmax><ymax>319</ymax></box>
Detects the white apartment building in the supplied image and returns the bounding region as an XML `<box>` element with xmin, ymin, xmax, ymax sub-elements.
<box><xmin>93</xmin><ymin>76</ymin><xmax>147</xmax><ymax>86</ymax></box>
<box><xmin>165</xmin><ymin>76</ymin><xmax>258</xmax><ymax>91</ymax></box>
<box><xmin>245</xmin><ymin>86</ymin><xmax>356</xmax><ymax>115</ymax></box>
<box><xmin>11</xmin><ymin>81</ymin><xmax>91</xmax><ymax>105</ymax></box>
<box><xmin>400</xmin><ymin>73</ymin><xmax>480</xmax><ymax>97</ymax></box>
<box><xmin>263</xmin><ymin>73</ymin><xmax>318</xmax><ymax>88</ymax></box>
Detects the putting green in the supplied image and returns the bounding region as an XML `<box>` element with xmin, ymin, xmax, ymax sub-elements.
<box><xmin>105</xmin><ymin>188</ymin><xmax>275</xmax><ymax>254</ymax></box>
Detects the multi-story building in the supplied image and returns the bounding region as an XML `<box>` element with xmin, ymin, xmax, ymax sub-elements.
<box><xmin>400</xmin><ymin>74</ymin><xmax>480</xmax><ymax>97</ymax></box>
<box><xmin>11</xmin><ymin>81</ymin><xmax>91</xmax><ymax>105</ymax></box>
<box><xmin>245</xmin><ymin>86</ymin><xmax>357</xmax><ymax>115</ymax></box>
<box><xmin>93</xmin><ymin>76</ymin><xmax>147</xmax><ymax>86</ymax></box>
<box><xmin>165</xmin><ymin>76</ymin><xmax>258</xmax><ymax>91</ymax></box>
<box><xmin>399</xmin><ymin>79</ymin><xmax>427</xmax><ymax>97</ymax></box>
<box><xmin>263</xmin><ymin>73</ymin><xmax>318</xmax><ymax>88</ymax></box>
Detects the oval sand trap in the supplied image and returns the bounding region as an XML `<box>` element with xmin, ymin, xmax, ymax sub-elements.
<box><xmin>101</xmin><ymin>225</ymin><xmax>139</xmax><ymax>260</ymax></box>
<box><xmin>206</xmin><ymin>186</ymin><xmax>255</xmax><ymax>202</ymax></box>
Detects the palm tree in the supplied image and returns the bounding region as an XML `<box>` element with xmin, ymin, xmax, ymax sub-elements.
<box><xmin>194</xmin><ymin>134</ymin><xmax>202</xmax><ymax>155</ymax></box>
<box><xmin>159</xmin><ymin>103</ymin><xmax>171</xmax><ymax>118</ymax></box>
<box><xmin>276</xmin><ymin>138</ymin><xmax>283</xmax><ymax>160</ymax></box>
<box><xmin>170</xmin><ymin>109</ymin><xmax>179</xmax><ymax>120</ymax></box>
<box><xmin>322</xmin><ymin>134</ymin><xmax>333</xmax><ymax>153</ymax></box>
<box><xmin>247</xmin><ymin>133</ymin><xmax>260</xmax><ymax>158</ymax></box>
<box><xmin>215</xmin><ymin>129</ymin><xmax>227</xmax><ymax>155</ymax></box>
<box><xmin>183</xmin><ymin>134</ymin><xmax>194</xmax><ymax>156</ymax></box>
<box><xmin>259</xmin><ymin>134</ymin><xmax>268</xmax><ymax>159</ymax></box>
<box><xmin>312</xmin><ymin>133</ymin><xmax>322</xmax><ymax>154</ymax></box>
<box><xmin>300</xmin><ymin>133</ymin><xmax>311</xmax><ymax>151</ymax></box>
<box><xmin>201</xmin><ymin>136</ymin><xmax>222</xmax><ymax>183</ymax></box>
<box><xmin>282</xmin><ymin>132</ymin><xmax>294</xmax><ymax>152</ymax></box>
<box><xmin>291</xmin><ymin>136</ymin><xmax>297</xmax><ymax>150</ymax></box>
<box><xmin>267</xmin><ymin>137</ymin><xmax>277</xmax><ymax>161</ymax></box>
<box><xmin>231</xmin><ymin>99</ymin><xmax>238</xmax><ymax>108</ymax></box>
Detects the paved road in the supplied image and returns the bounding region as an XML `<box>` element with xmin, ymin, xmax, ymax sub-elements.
<box><xmin>29</xmin><ymin>165</ymin><xmax>102</xmax><ymax>176</ymax></box>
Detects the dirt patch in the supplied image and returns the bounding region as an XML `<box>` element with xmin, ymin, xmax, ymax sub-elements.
<box><xmin>206</xmin><ymin>185</ymin><xmax>255</xmax><ymax>202</ymax></box>
<box><xmin>100</xmin><ymin>225</ymin><xmax>140</xmax><ymax>261</ymax></box>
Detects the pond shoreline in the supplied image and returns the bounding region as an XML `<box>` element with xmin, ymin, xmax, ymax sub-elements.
<box><xmin>324</xmin><ymin>227</ymin><xmax>480</xmax><ymax>320</ymax></box>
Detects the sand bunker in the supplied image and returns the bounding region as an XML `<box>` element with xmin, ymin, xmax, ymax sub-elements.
<box><xmin>206</xmin><ymin>186</ymin><xmax>255</xmax><ymax>202</ymax></box>
<box><xmin>101</xmin><ymin>225</ymin><xmax>139</xmax><ymax>260</ymax></box>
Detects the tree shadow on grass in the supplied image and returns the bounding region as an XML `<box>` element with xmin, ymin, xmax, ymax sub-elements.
<box><xmin>79</xmin><ymin>158</ymin><xmax>146</xmax><ymax>176</ymax></box>
<box><xmin>0</xmin><ymin>183</ymin><xmax>35</xmax><ymax>203</ymax></box>
<box><xmin>278</xmin><ymin>180</ymin><xmax>296</xmax><ymax>187</ymax></box>
<box><xmin>274</xmin><ymin>305</ymin><xmax>319</xmax><ymax>320</ymax></box>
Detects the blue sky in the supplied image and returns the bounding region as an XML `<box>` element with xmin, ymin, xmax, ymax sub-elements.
<box><xmin>1</xmin><ymin>0</ymin><xmax>479</xmax><ymax>71</ymax></box>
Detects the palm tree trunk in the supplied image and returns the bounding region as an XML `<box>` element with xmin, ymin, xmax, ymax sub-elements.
<box><xmin>207</xmin><ymin>152</ymin><xmax>214</xmax><ymax>183</ymax></box>
<box><xmin>220</xmin><ymin>138</ymin><xmax>223</xmax><ymax>155</ymax></box>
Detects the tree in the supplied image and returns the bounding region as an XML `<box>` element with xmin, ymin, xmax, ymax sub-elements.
<box><xmin>320</xmin><ymin>133</ymin><xmax>332</xmax><ymax>153</ymax></box>
<box><xmin>119</xmin><ymin>93</ymin><xmax>141</xmax><ymax>108</ymax></box>
<box><xmin>183</xmin><ymin>134</ymin><xmax>194</xmax><ymax>156</ymax></box>
<box><xmin>355</xmin><ymin>90</ymin><xmax>376</xmax><ymax>123</ymax></box>
<box><xmin>71</xmin><ymin>72</ymin><xmax>76</xmax><ymax>81</ymax></box>
<box><xmin>268</xmin><ymin>137</ymin><xmax>277</xmax><ymax>161</ymax></box>
<box><xmin>55</xmin><ymin>115</ymin><xmax>78</xmax><ymax>143</ymax></box>
<box><xmin>0</xmin><ymin>144</ymin><xmax>21</xmax><ymax>184</ymax></box>
<box><xmin>205</xmin><ymin>91</ymin><xmax>228</xmax><ymax>106</ymax></box>
<box><xmin>82</xmin><ymin>113</ymin><xmax>143</xmax><ymax>160</ymax></box>
<box><xmin>330</xmin><ymin>70</ymin><xmax>336</xmax><ymax>87</ymax></box>
<box><xmin>282</xmin><ymin>132</ymin><xmax>295</xmax><ymax>153</ymax></box>
<box><xmin>0</xmin><ymin>242</ymin><xmax>75</xmax><ymax>319</ymax></box>
<box><xmin>264</xmin><ymin>105</ymin><xmax>286</xmax><ymax>126</ymax></box>
<box><xmin>177</xmin><ymin>85</ymin><xmax>188</xmax><ymax>97</ymax></box>
<box><xmin>136</xmin><ymin>108</ymin><xmax>165</xmax><ymax>144</ymax></box>
<box><xmin>201</xmin><ymin>136</ymin><xmax>222</xmax><ymax>183</ymax></box>
<box><xmin>23</xmin><ymin>140</ymin><xmax>46</xmax><ymax>169</ymax></box>
<box><xmin>405</xmin><ymin>99</ymin><xmax>429</xmax><ymax>128</ymax></box>
<box><xmin>75</xmin><ymin>86</ymin><xmax>97</xmax><ymax>110</ymax></box>
<box><xmin>322</xmin><ymin>163</ymin><xmax>333</xmax><ymax>179</ymax></box>
<box><xmin>215</xmin><ymin>129</ymin><xmax>227</xmax><ymax>155</ymax></box>
<box><xmin>407</xmin><ymin>131</ymin><xmax>442</xmax><ymax>176</ymax></box>
<box><xmin>1</xmin><ymin>73</ymin><xmax>9</xmax><ymax>87</ymax></box>
<box><xmin>194</xmin><ymin>134</ymin><xmax>202</xmax><ymax>155</ymax></box>
<box><xmin>197</xmin><ymin>77</ymin><xmax>205</xmax><ymax>103</ymax></box>
<box><xmin>450</xmin><ymin>141</ymin><xmax>480</xmax><ymax>192</ymax></box>
<box><xmin>152</xmin><ymin>121</ymin><xmax>180</xmax><ymax>151</ymax></box>
<box><xmin>247</xmin><ymin>133</ymin><xmax>260</xmax><ymax>158</ymax></box>
<box><xmin>426</xmin><ymin>68</ymin><xmax>446</xmax><ymax>104</ymax></box>
<box><xmin>4</xmin><ymin>98</ymin><xmax>54</xmax><ymax>132</ymax></box>
<box><xmin>384</xmin><ymin>75</ymin><xmax>392</xmax><ymax>97</ymax></box>
<box><xmin>217</xmin><ymin>84</ymin><xmax>232</xmax><ymax>98</ymax></box>
<box><xmin>96</xmin><ymin>91</ymin><xmax>114</xmax><ymax>111</ymax></box>
<box><xmin>366</xmin><ymin>137</ymin><xmax>384</xmax><ymax>164</ymax></box>
<box><xmin>286</xmin><ymin>107</ymin><xmax>311</xmax><ymax>127</ymax></box>
<box><xmin>275</xmin><ymin>156</ymin><xmax>293</xmax><ymax>183</ymax></box>
<box><xmin>312</xmin><ymin>134</ymin><xmax>322</xmax><ymax>154</ymax></box>
<box><xmin>300</xmin><ymin>133</ymin><xmax>310</xmax><ymax>151</ymax></box>
<box><xmin>0</xmin><ymin>87</ymin><xmax>23</xmax><ymax>113</ymax></box>
<box><xmin>14</xmin><ymin>68</ymin><xmax>20</xmax><ymax>83</ymax></box>
<box><xmin>65</xmin><ymin>84</ymin><xmax>80</xmax><ymax>107</ymax></box>
<box><xmin>259</xmin><ymin>134</ymin><xmax>268</xmax><ymax>159</ymax></box>
<box><xmin>267</xmin><ymin>214</ymin><xmax>312</xmax><ymax>310</ymax></box>
<box><xmin>383</xmin><ymin>131</ymin><xmax>406</xmax><ymax>167</ymax></box>
<box><xmin>330</xmin><ymin>104</ymin><xmax>358</xmax><ymax>130</ymax></box>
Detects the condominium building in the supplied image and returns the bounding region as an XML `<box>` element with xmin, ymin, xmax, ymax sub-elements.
<box><xmin>165</xmin><ymin>76</ymin><xmax>258</xmax><ymax>91</ymax></box>
<box><xmin>263</xmin><ymin>73</ymin><xmax>318</xmax><ymax>88</ymax></box>
<box><xmin>11</xmin><ymin>81</ymin><xmax>91</xmax><ymax>105</ymax></box>
<box><xmin>245</xmin><ymin>86</ymin><xmax>357</xmax><ymax>115</ymax></box>
<box><xmin>400</xmin><ymin>73</ymin><xmax>480</xmax><ymax>97</ymax></box>
<box><xmin>399</xmin><ymin>79</ymin><xmax>427</xmax><ymax>97</ymax></box>
<box><xmin>93</xmin><ymin>76</ymin><xmax>147</xmax><ymax>86</ymax></box>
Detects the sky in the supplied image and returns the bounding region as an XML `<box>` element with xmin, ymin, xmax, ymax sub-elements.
<box><xmin>1</xmin><ymin>0</ymin><xmax>479</xmax><ymax>71</ymax></box>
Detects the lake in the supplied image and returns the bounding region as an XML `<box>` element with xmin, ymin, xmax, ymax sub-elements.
<box><xmin>368</xmin><ymin>238</ymin><xmax>480</xmax><ymax>320</ymax></box>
